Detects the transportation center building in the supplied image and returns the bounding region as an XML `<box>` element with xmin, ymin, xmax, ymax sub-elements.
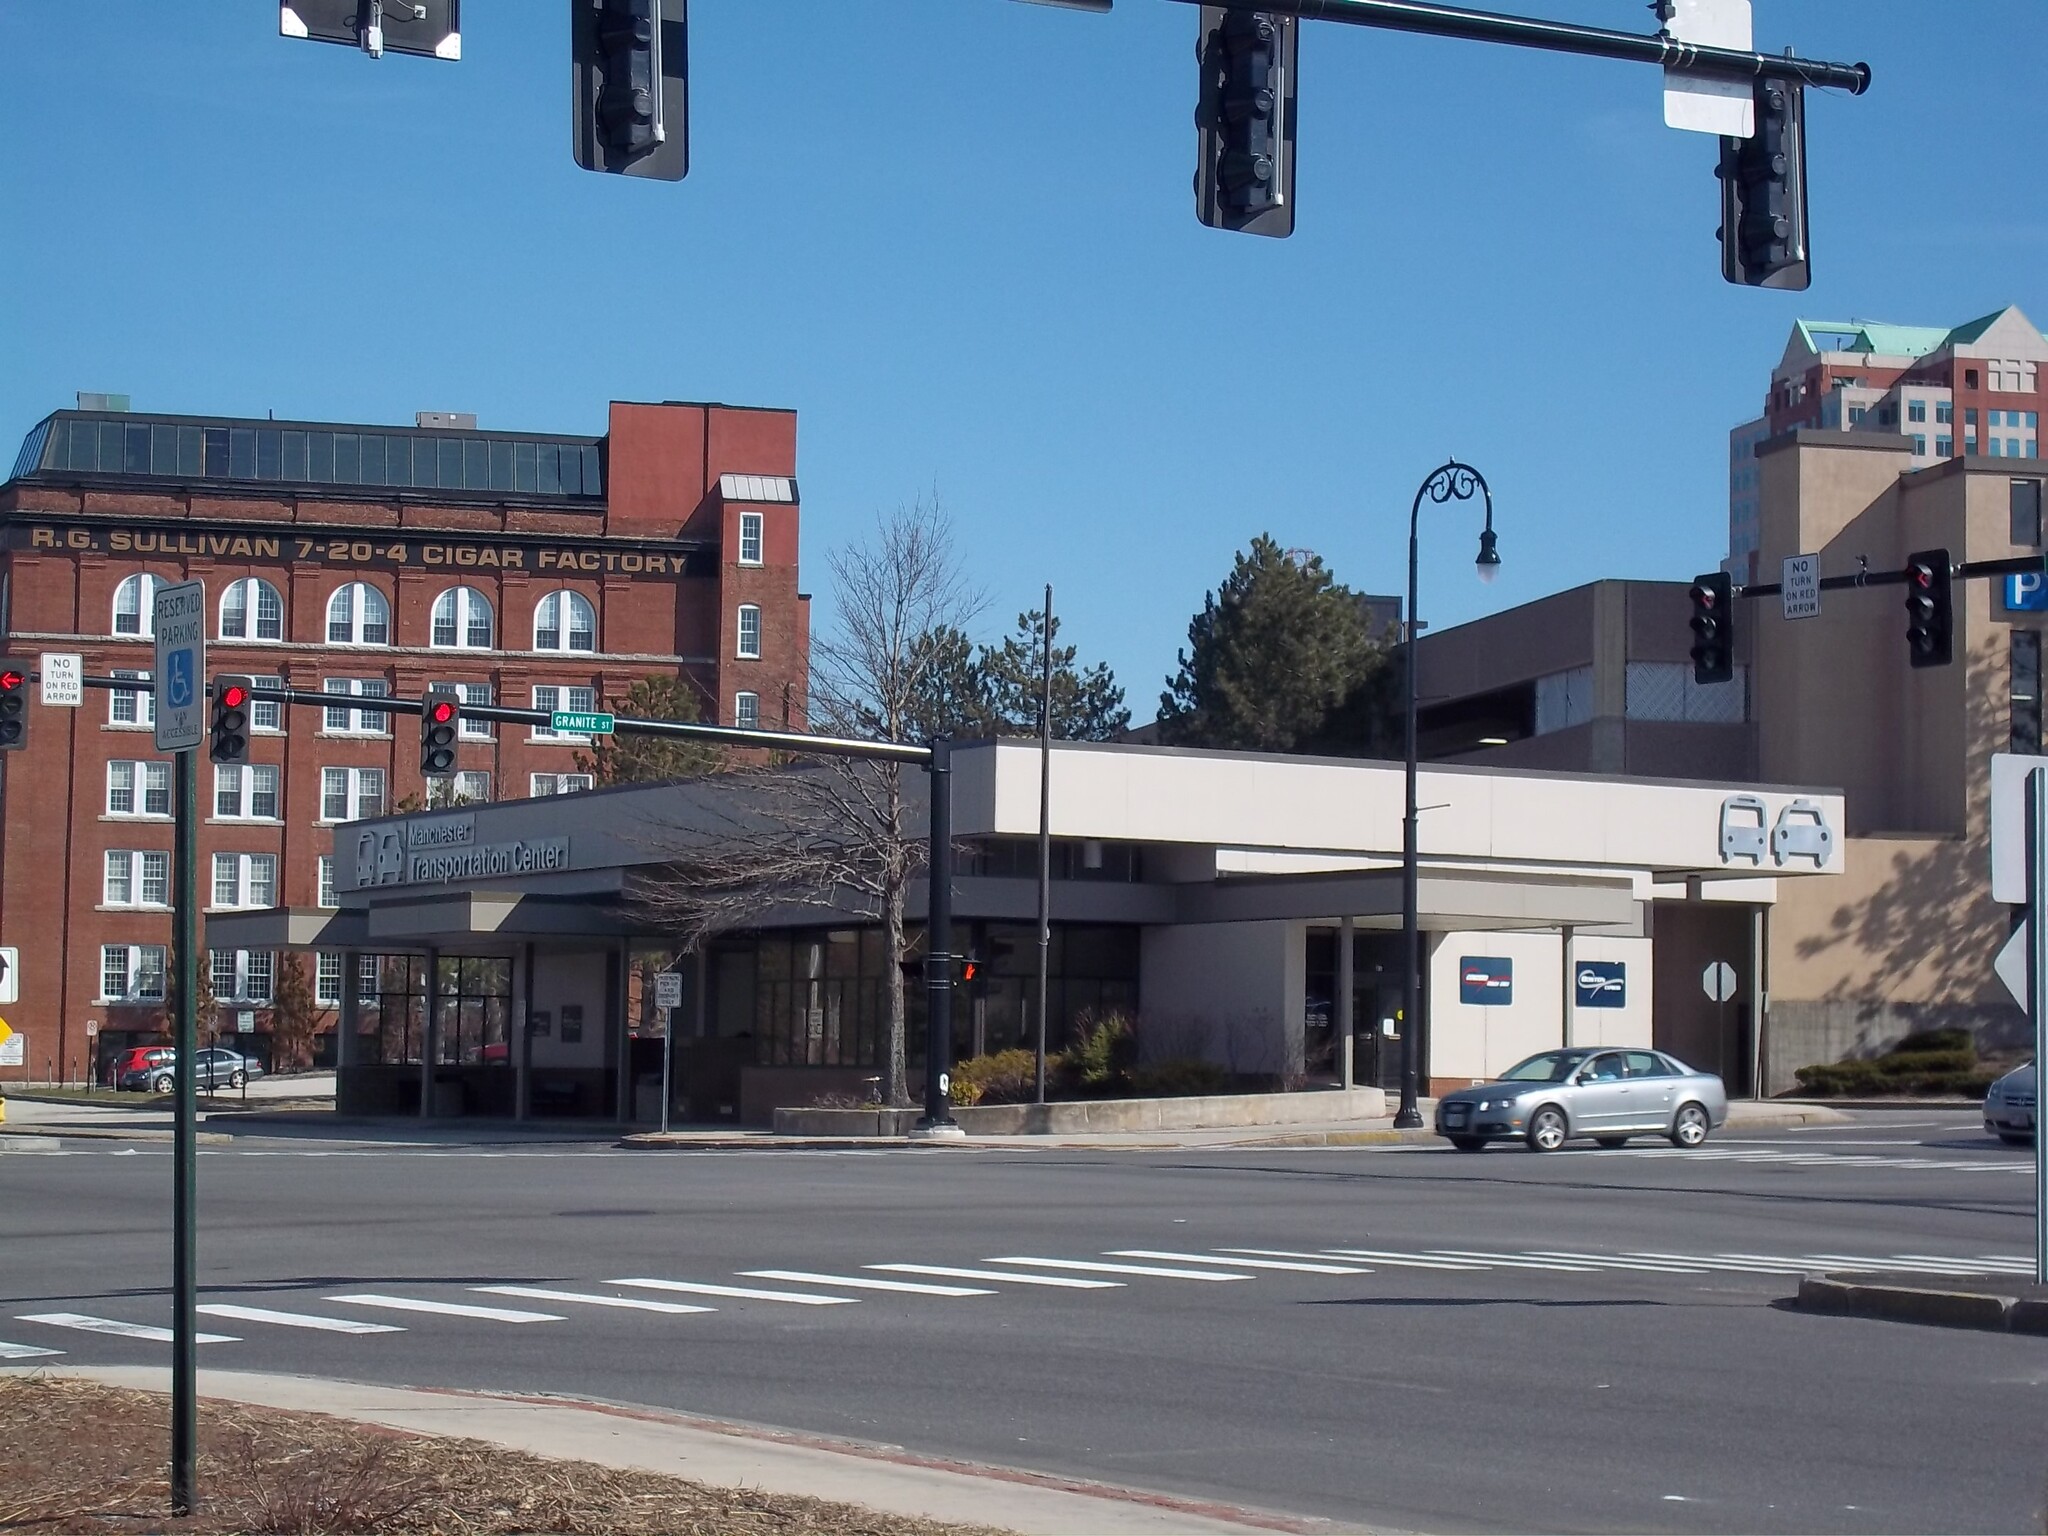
<box><xmin>206</xmin><ymin>740</ymin><xmax>1845</xmax><ymax>1123</ymax></box>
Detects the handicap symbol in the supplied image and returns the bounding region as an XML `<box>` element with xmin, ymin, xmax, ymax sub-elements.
<box><xmin>166</xmin><ymin>650</ymin><xmax>194</xmax><ymax>710</ymax></box>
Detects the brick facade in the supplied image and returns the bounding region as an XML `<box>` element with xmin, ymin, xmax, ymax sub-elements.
<box><xmin>0</xmin><ymin>399</ymin><xmax>809</xmax><ymax>1083</ymax></box>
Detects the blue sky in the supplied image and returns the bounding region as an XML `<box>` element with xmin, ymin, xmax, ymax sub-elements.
<box><xmin>4</xmin><ymin>2</ymin><xmax>2044</xmax><ymax>720</ymax></box>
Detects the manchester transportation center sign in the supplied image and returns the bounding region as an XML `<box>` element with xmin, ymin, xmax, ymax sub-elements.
<box><xmin>351</xmin><ymin>814</ymin><xmax>569</xmax><ymax>890</ymax></box>
<box><xmin>5</xmin><ymin>519</ymin><xmax>715</xmax><ymax>577</ymax></box>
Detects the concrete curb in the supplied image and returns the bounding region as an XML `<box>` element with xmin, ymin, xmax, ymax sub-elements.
<box><xmin>0</xmin><ymin>1123</ymin><xmax>233</xmax><ymax>1146</ymax></box>
<box><xmin>1793</xmin><ymin>1274</ymin><xmax>2048</xmax><ymax>1334</ymax></box>
<box><xmin>1724</xmin><ymin>1103</ymin><xmax>1855</xmax><ymax>1128</ymax></box>
<box><xmin>2</xmin><ymin>1366</ymin><xmax>1365</xmax><ymax>1536</ymax></box>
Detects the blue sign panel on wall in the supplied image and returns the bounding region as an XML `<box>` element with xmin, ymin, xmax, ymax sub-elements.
<box><xmin>2006</xmin><ymin>572</ymin><xmax>2048</xmax><ymax>613</ymax></box>
<box><xmin>1459</xmin><ymin>957</ymin><xmax>1513</xmax><ymax>1006</ymax></box>
<box><xmin>1574</xmin><ymin>961</ymin><xmax>1627</xmax><ymax>1009</ymax></box>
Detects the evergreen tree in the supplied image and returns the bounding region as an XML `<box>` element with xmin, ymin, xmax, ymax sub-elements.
<box><xmin>1155</xmin><ymin>535</ymin><xmax>1384</xmax><ymax>752</ymax></box>
<box><xmin>900</xmin><ymin>624</ymin><xmax>998</xmax><ymax>741</ymax></box>
<box><xmin>576</xmin><ymin>674</ymin><xmax>724</xmax><ymax>785</ymax></box>
<box><xmin>980</xmin><ymin>610</ymin><xmax>1130</xmax><ymax>741</ymax></box>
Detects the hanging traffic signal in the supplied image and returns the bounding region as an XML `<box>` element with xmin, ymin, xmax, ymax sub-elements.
<box><xmin>1904</xmin><ymin>549</ymin><xmax>1953</xmax><ymax>669</ymax></box>
<box><xmin>1717</xmin><ymin>79</ymin><xmax>1809</xmax><ymax>290</ymax></box>
<box><xmin>420</xmin><ymin>687</ymin><xmax>460</xmax><ymax>778</ymax></box>
<box><xmin>209</xmin><ymin>676</ymin><xmax>253</xmax><ymax>764</ymax></box>
<box><xmin>1194</xmin><ymin>6</ymin><xmax>1298</xmax><ymax>238</ymax></box>
<box><xmin>1688</xmin><ymin>573</ymin><xmax>1734</xmax><ymax>685</ymax></box>
<box><xmin>571</xmin><ymin>0</ymin><xmax>688</xmax><ymax>180</ymax></box>
<box><xmin>0</xmin><ymin>660</ymin><xmax>28</xmax><ymax>752</ymax></box>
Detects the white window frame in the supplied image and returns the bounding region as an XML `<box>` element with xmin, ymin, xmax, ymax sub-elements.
<box><xmin>211</xmin><ymin>948</ymin><xmax>274</xmax><ymax>1004</ymax></box>
<box><xmin>531</xmin><ymin>772</ymin><xmax>595</xmax><ymax>797</ymax></box>
<box><xmin>249</xmin><ymin>677</ymin><xmax>285</xmax><ymax>733</ymax></box>
<box><xmin>107</xmin><ymin>760</ymin><xmax>173</xmax><ymax>818</ymax></box>
<box><xmin>101</xmin><ymin>943</ymin><xmax>168</xmax><ymax>1003</ymax></box>
<box><xmin>109</xmin><ymin>669</ymin><xmax>155</xmax><ymax>728</ymax></box>
<box><xmin>112</xmin><ymin>573</ymin><xmax>159</xmax><ymax>637</ymax></box>
<box><xmin>318</xmin><ymin>855</ymin><xmax>337</xmax><ymax>910</ymax></box>
<box><xmin>430</xmin><ymin>586</ymin><xmax>495</xmax><ymax>649</ymax></box>
<box><xmin>738</xmin><ymin>511</ymin><xmax>765</xmax><ymax>566</ymax></box>
<box><xmin>211</xmin><ymin>851</ymin><xmax>278</xmax><ymax>910</ymax></box>
<box><xmin>213</xmin><ymin>763</ymin><xmax>281</xmax><ymax>821</ymax></box>
<box><xmin>530</xmin><ymin>684</ymin><xmax>597</xmax><ymax>743</ymax></box>
<box><xmin>427</xmin><ymin>770</ymin><xmax>491</xmax><ymax>808</ymax></box>
<box><xmin>734</xmin><ymin>691</ymin><xmax>760</xmax><ymax>729</ymax></box>
<box><xmin>736</xmin><ymin>604</ymin><xmax>762</xmax><ymax>659</ymax></box>
<box><xmin>321</xmin><ymin>766</ymin><xmax>386</xmax><ymax>823</ymax></box>
<box><xmin>326</xmin><ymin>582</ymin><xmax>391</xmax><ymax>646</ymax></box>
<box><xmin>316</xmin><ymin>952</ymin><xmax>380</xmax><ymax>1007</ymax></box>
<box><xmin>103</xmin><ymin>850</ymin><xmax>171</xmax><ymax>909</ymax></box>
<box><xmin>219</xmin><ymin>577</ymin><xmax>284</xmax><ymax>641</ymax></box>
<box><xmin>322</xmin><ymin>677</ymin><xmax>391</xmax><ymax>735</ymax></box>
<box><xmin>439</xmin><ymin>681</ymin><xmax>495</xmax><ymax>740</ymax></box>
<box><xmin>532</xmin><ymin>590</ymin><xmax>596</xmax><ymax>653</ymax></box>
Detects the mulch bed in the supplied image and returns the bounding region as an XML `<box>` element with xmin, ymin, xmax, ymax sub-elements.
<box><xmin>1</xmin><ymin>1377</ymin><xmax>1012</xmax><ymax>1536</ymax></box>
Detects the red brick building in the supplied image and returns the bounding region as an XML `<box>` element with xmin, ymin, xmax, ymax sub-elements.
<box><xmin>0</xmin><ymin>398</ymin><xmax>809</xmax><ymax>1084</ymax></box>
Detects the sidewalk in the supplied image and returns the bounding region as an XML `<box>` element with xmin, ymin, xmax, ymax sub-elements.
<box><xmin>10</xmin><ymin>1366</ymin><xmax>1366</xmax><ymax>1536</ymax></box>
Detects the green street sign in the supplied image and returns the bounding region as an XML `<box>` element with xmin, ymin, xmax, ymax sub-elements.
<box><xmin>551</xmin><ymin>710</ymin><xmax>615</xmax><ymax>736</ymax></box>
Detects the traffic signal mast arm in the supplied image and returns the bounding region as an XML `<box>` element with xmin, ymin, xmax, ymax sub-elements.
<box><xmin>1734</xmin><ymin>553</ymin><xmax>2048</xmax><ymax>599</ymax></box>
<box><xmin>1155</xmin><ymin>0</ymin><xmax>1869</xmax><ymax>91</ymax></box>
<box><xmin>63</xmin><ymin>675</ymin><xmax>933</xmax><ymax>764</ymax></box>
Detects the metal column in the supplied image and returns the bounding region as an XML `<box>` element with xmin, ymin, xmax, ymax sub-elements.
<box><xmin>915</xmin><ymin>736</ymin><xmax>961</xmax><ymax>1136</ymax></box>
<box><xmin>418</xmin><ymin>946</ymin><xmax>439</xmax><ymax>1120</ymax></box>
<box><xmin>1336</xmin><ymin>915</ymin><xmax>1355</xmax><ymax>1089</ymax></box>
<box><xmin>169</xmin><ymin>750</ymin><xmax>198</xmax><ymax>1514</ymax></box>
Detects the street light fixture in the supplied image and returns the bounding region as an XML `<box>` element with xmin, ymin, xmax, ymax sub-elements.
<box><xmin>1394</xmin><ymin>460</ymin><xmax>1497</xmax><ymax>1130</ymax></box>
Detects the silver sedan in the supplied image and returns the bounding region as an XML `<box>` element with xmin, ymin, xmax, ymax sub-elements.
<box><xmin>1434</xmin><ymin>1047</ymin><xmax>1729</xmax><ymax>1152</ymax></box>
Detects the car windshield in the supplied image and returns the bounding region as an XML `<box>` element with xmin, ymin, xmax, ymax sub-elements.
<box><xmin>1498</xmin><ymin>1051</ymin><xmax>1587</xmax><ymax>1083</ymax></box>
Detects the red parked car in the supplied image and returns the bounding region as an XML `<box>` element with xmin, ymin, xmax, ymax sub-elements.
<box><xmin>112</xmin><ymin>1046</ymin><xmax>176</xmax><ymax>1093</ymax></box>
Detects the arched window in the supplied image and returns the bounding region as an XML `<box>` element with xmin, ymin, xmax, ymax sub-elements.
<box><xmin>430</xmin><ymin>586</ymin><xmax>494</xmax><ymax>649</ymax></box>
<box><xmin>326</xmin><ymin>583</ymin><xmax>391</xmax><ymax>646</ymax></box>
<box><xmin>219</xmin><ymin>578</ymin><xmax>284</xmax><ymax>641</ymax></box>
<box><xmin>532</xmin><ymin>590</ymin><xmax>595</xmax><ymax>653</ymax></box>
<box><xmin>112</xmin><ymin>574</ymin><xmax>159</xmax><ymax>636</ymax></box>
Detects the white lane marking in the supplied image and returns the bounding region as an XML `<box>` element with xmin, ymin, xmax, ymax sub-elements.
<box><xmin>1424</xmin><ymin>1251</ymin><xmax>1602</xmax><ymax>1272</ymax></box>
<box><xmin>1625</xmin><ymin>1252</ymin><xmax>1815</xmax><ymax>1275</ymax></box>
<box><xmin>325</xmin><ymin>1294</ymin><xmax>562</xmax><ymax>1323</ymax></box>
<box><xmin>984</xmin><ymin>1257</ymin><xmax>1251</xmax><ymax>1281</ymax></box>
<box><xmin>1891</xmin><ymin>1255</ymin><xmax>2033</xmax><ymax>1272</ymax></box>
<box><xmin>1318</xmin><ymin>1248</ymin><xmax>1492</xmax><ymax>1271</ymax></box>
<box><xmin>741</xmin><ymin>1270</ymin><xmax>994</xmax><ymax>1297</ymax></box>
<box><xmin>18</xmin><ymin>1313</ymin><xmax>238</xmax><ymax>1344</ymax></box>
<box><xmin>1519</xmin><ymin>1251</ymin><xmax>1713</xmax><ymax>1274</ymax></box>
<box><xmin>197</xmin><ymin>1304</ymin><xmax>402</xmax><ymax>1334</ymax></box>
<box><xmin>475</xmin><ymin>1286</ymin><xmax>714</xmax><ymax>1315</ymax></box>
<box><xmin>867</xmin><ymin>1265</ymin><xmax>1123</xmax><ymax>1289</ymax></box>
<box><xmin>0</xmin><ymin>1341</ymin><xmax>64</xmax><ymax>1359</ymax></box>
<box><xmin>1107</xmin><ymin>1249</ymin><xmax>1367</xmax><ymax>1275</ymax></box>
<box><xmin>1803</xmin><ymin>1253</ymin><xmax>2004</xmax><ymax>1274</ymax></box>
<box><xmin>612</xmin><ymin>1278</ymin><xmax>856</xmax><ymax>1306</ymax></box>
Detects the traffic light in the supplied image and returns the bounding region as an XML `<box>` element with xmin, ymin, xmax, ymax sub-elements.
<box><xmin>420</xmin><ymin>687</ymin><xmax>460</xmax><ymax>778</ymax></box>
<box><xmin>0</xmin><ymin>659</ymin><xmax>27</xmax><ymax>752</ymax></box>
<box><xmin>572</xmin><ymin>0</ymin><xmax>688</xmax><ymax>181</ymax></box>
<box><xmin>1194</xmin><ymin>6</ymin><xmax>1298</xmax><ymax>238</ymax></box>
<box><xmin>1717</xmin><ymin>79</ymin><xmax>1809</xmax><ymax>290</ymax></box>
<box><xmin>1904</xmin><ymin>549</ymin><xmax>1953</xmax><ymax>669</ymax></box>
<box><xmin>280</xmin><ymin>1</ymin><xmax>461</xmax><ymax>61</ymax></box>
<box><xmin>209</xmin><ymin>676</ymin><xmax>253</xmax><ymax>764</ymax></box>
<box><xmin>1688</xmin><ymin>572</ymin><xmax>1734</xmax><ymax>685</ymax></box>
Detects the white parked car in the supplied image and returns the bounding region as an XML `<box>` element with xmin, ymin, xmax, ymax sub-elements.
<box><xmin>1984</xmin><ymin>1062</ymin><xmax>2036</xmax><ymax>1145</ymax></box>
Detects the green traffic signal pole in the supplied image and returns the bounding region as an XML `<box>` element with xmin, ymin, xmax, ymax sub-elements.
<box><xmin>171</xmin><ymin>748</ymin><xmax>198</xmax><ymax>1515</ymax></box>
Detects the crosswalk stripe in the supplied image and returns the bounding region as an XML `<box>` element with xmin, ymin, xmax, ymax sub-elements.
<box><xmin>0</xmin><ymin>1341</ymin><xmax>64</xmax><ymax>1359</ymax></box>
<box><xmin>197</xmin><ymin>1304</ymin><xmax>403</xmax><ymax>1334</ymax></box>
<box><xmin>1423</xmin><ymin>1251</ymin><xmax>1602</xmax><ymax>1272</ymax></box>
<box><xmin>1892</xmin><ymin>1255</ymin><xmax>2032</xmax><ymax>1271</ymax></box>
<box><xmin>613</xmin><ymin>1278</ymin><xmax>856</xmax><ymax>1306</ymax></box>
<box><xmin>1804</xmin><ymin>1253</ymin><xmax>1996</xmax><ymax>1274</ymax></box>
<box><xmin>475</xmin><ymin>1286</ymin><xmax>715</xmax><ymax>1315</ymax></box>
<box><xmin>1108</xmin><ymin>1249</ymin><xmax>1367</xmax><ymax>1275</ymax></box>
<box><xmin>1318</xmin><ymin>1248</ymin><xmax>1492</xmax><ymax>1271</ymax></box>
<box><xmin>1519</xmin><ymin>1251</ymin><xmax>1712</xmax><ymax>1273</ymax></box>
<box><xmin>325</xmin><ymin>1294</ymin><xmax>562</xmax><ymax>1323</ymax></box>
<box><xmin>868</xmin><ymin>1264</ymin><xmax>1123</xmax><ymax>1289</ymax></box>
<box><xmin>741</xmin><ymin>1270</ymin><xmax>993</xmax><ymax>1297</ymax></box>
<box><xmin>1624</xmin><ymin>1252</ymin><xmax>1813</xmax><ymax>1274</ymax></box>
<box><xmin>1714</xmin><ymin>1253</ymin><xmax>1878</xmax><ymax>1272</ymax></box>
<box><xmin>984</xmin><ymin>1257</ymin><xmax>1251</xmax><ymax>1281</ymax></box>
<box><xmin>18</xmin><ymin>1313</ymin><xmax>238</xmax><ymax>1344</ymax></box>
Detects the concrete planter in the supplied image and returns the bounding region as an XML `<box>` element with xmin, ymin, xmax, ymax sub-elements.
<box><xmin>772</xmin><ymin>1086</ymin><xmax>1387</xmax><ymax>1138</ymax></box>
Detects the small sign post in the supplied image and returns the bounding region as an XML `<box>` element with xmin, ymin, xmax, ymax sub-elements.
<box><xmin>654</xmin><ymin>971</ymin><xmax>683</xmax><ymax>1134</ymax></box>
<box><xmin>152</xmin><ymin>583</ymin><xmax>206</xmax><ymax>754</ymax></box>
<box><xmin>1781</xmin><ymin>554</ymin><xmax>1821</xmax><ymax>621</ymax></box>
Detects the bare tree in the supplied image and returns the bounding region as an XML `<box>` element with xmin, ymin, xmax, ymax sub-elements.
<box><xmin>625</xmin><ymin>496</ymin><xmax>984</xmax><ymax>1106</ymax></box>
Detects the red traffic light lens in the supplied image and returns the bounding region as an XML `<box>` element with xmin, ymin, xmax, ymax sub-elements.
<box><xmin>220</xmin><ymin>685</ymin><xmax>249</xmax><ymax>708</ymax></box>
<box><xmin>428</xmin><ymin>700</ymin><xmax>458</xmax><ymax>725</ymax></box>
<box><xmin>0</xmin><ymin>671</ymin><xmax>24</xmax><ymax>691</ymax></box>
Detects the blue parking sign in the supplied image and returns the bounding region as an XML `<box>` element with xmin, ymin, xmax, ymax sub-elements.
<box><xmin>2007</xmin><ymin>572</ymin><xmax>2048</xmax><ymax>613</ymax></box>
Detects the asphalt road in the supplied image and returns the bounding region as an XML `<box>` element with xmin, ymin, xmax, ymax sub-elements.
<box><xmin>5</xmin><ymin>1111</ymin><xmax>2041</xmax><ymax>1534</ymax></box>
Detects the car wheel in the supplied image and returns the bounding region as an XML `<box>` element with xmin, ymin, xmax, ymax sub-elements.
<box><xmin>229</xmin><ymin>1071</ymin><xmax>246</xmax><ymax>1089</ymax></box>
<box><xmin>1526</xmin><ymin>1106</ymin><xmax>1568</xmax><ymax>1152</ymax></box>
<box><xmin>1670</xmin><ymin>1102</ymin><xmax>1711</xmax><ymax>1148</ymax></box>
<box><xmin>1594</xmin><ymin>1136</ymin><xmax>1630</xmax><ymax>1149</ymax></box>
<box><xmin>1447</xmin><ymin>1136</ymin><xmax>1486</xmax><ymax>1152</ymax></box>
<box><xmin>151</xmin><ymin>1074</ymin><xmax>173</xmax><ymax>1095</ymax></box>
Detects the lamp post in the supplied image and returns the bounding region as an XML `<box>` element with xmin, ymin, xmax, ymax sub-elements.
<box><xmin>1394</xmin><ymin>461</ymin><xmax>1498</xmax><ymax>1130</ymax></box>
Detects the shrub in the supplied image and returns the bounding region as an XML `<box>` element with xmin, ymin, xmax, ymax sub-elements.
<box><xmin>1127</xmin><ymin>1057</ymin><xmax>1231</xmax><ymax>1098</ymax></box>
<box><xmin>1891</xmin><ymin>1028</ymin><xmax>1973</xmax><ymax>1055</ymax></box>
<box><xmin>1793</xmin><ymin>1027</ymin><xmax>1988</xmax><ymax>1099</ymax></box>
<box><xmin>1062</xmin><ymin>1009</ymin><xmax>1138</xmax><ymax>1096</ymax></box>
<box><xmin>951</xmin><ymin>1048</ymin><xmax>1040</xmax><ymax>1106</ymax></box>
